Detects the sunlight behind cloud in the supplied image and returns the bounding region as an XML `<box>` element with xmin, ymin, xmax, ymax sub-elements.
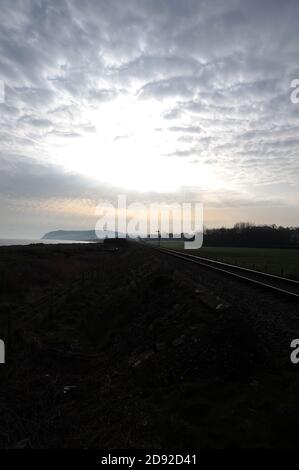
<box><xmin>50</xmin><ymin>95</ymin><xmax>222</xmax><ymax>192</ymax></box>
<box><xmin>1</xmin><ymin>0</ymin><xmax>298</xmax><ymax>237</ymax></box>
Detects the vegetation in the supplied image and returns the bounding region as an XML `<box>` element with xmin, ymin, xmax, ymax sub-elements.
<box><xmin>156</xmin><ymin>243</ymin><xmax>299</xmax><ymax>280</ymax></box>
<box><xmin>148</xmin><ymin>223</ymin><xmax>299</xmax><ymax>280</ymax></box>
<box><xmin>204</xmin><ymin>223</ymin><xmax>299</xmax><ymax>248</ymax></box>
<box><xmin>0</xmin><ymin>241</ymin><xmax>299</xmax><ymax>448</ymax></box>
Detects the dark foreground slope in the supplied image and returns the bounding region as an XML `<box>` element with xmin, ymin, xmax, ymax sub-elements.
<box><xmin>0</xmin><ymin>241</ymin><xmax>298</xmax><ymax>448</ymax></box>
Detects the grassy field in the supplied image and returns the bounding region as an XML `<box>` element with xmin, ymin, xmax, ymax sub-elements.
<box><xmin>149</xmin><ymin>241</ymin><xmax>299</xmax><ymax>280</ymax></box>
<box><xmin>1</xmin><ymin>241</ymin><xmax>299</xmax><ymax>448</ymax></box>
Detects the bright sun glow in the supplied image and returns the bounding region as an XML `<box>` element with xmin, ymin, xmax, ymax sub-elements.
<box><xmin>49</xmin><ymin>95</ymin><xmax>223</xmax><ymax>193</ymax></box>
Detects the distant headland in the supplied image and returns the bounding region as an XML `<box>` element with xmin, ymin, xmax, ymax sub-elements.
<box><xmin>41</xmin><ymin>230</ymin><xmax>113</xmax><ymax>241</ymax></box>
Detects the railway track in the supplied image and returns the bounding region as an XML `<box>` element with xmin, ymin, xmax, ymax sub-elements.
<box><xmin>159</xmin><ymin>248</ymin><xmax>299</xmax><ymax>300</ymax></box>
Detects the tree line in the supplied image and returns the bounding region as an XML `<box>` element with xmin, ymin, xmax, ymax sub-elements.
<box><xmin>203</xmin><ymin>223</ymin><xmax>299</xmax><ymax>248</ymax></box>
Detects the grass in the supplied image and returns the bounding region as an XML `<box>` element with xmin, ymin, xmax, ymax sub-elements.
<box><xmin>1</xmin><ymin>241</ymin><xmax>299</xmax><ymax>448</ymax></box>
<box><xmin>149</xmin><ymin>241</ymin><xmax>299</xmax><ymax>280</ymax></box>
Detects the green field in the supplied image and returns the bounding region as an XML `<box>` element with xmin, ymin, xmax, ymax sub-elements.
<box><xmin>149</xmin><ymin>241</ymin><xmax>299</xmax><ymax>280</ymax></box>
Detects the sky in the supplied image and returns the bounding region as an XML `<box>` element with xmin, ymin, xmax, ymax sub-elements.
<box><xmin>0</xmin><ymin>0</ymin><xmax>299</xmax><ymax>238</ymax></box>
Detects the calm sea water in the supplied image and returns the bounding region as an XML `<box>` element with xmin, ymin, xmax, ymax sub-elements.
<box><xmin>0</xmin><ymin>239</ymin><xmax>89</xmax><ymax>246</ymax></box>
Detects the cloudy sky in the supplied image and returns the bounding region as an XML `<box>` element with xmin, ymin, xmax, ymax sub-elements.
<box><xmin>0</xmin><ymin>0</ymin><xmax>298</xmax><ymax>238</ymax></box>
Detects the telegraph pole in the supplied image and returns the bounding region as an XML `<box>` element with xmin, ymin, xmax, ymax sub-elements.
<box><xmin>156</xmin><ymin>230</ymin><xmax>161</xmax><ymax>248</ymax></box>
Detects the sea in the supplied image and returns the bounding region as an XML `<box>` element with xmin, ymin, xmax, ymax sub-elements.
<box><xmin>0</xmin><ymin>239</ymin><xmax>89</xmax><ymax>246</ymax></box>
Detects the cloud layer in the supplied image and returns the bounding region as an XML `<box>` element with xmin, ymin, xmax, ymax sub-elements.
<box><xmin>0</xmin><ymin>0</ymin><xmax>299</xmax><ymax>236</ymax></box>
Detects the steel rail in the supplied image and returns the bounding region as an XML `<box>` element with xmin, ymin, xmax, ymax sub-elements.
<box><xmin>159</xmin><ymin>248</ymin><xmax>299</xmax><ymax>299</ymax></box>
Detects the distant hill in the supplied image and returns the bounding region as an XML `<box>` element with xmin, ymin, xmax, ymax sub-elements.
<box><xmin>41</xmin><ymin>230</ymin><xmax>121</xmax><ymax>241</ymax></box>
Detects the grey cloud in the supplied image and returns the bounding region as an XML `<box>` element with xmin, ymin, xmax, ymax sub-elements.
<box><xmin>137</xmin><ymin>76</ymin><xmax>202</xmax><ymax>100</ymax></box>
<box><xmin>88</xmin><ymin>88</ymin><xmax>117</xmax><ymax>102</ymax></box>
<box><xmin>166</xmin><ymin>147</ymin><xmax>198</xmax><ymax>158</ymax></box>
<box><xmin>0</xmin><ymin>0</ymin><xmax>299</xmax><ymax>234</ymax></box>
<box><xmin>0</xmin><ymin>153</ymin><xmax>100</xmax><ymax>199</ymax></box>
<box><xmin>18</xmin><ymin>115</ymin><xmax>53</xmax><ymax>128</ymax></box>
